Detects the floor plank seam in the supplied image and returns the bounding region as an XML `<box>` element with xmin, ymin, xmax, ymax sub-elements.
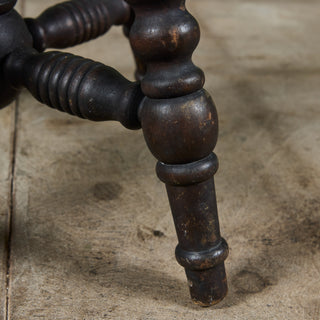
<box><xmin>5</xmin><ymin>99</ymin><xmax>19</xmax><ymax>320</ymax></box>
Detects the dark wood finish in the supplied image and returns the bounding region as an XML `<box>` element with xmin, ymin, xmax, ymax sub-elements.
<box><xmin>126</xmin><ymin>0</ymin><xmax>228</xmax><ymax>306</ymax></box>
<box><xmin>0</xmin><ymin>2</ymin><xmax>33</xmax><ymax>108</ymax></box>
<box><xmin>123</xmin><ymin>15</ymin><xmax>146</xmax><ymax>82</ymax></box>
<box><xmin>25</xmin><ymin>0</ymin><xmax>131</xmax><ymax>52</ymax></box>
<box><xmin>0</xmin><ymin>0</ymin><xmax>16</xmax><ymax>14</ymax></box>
<box><xmin>5</xmin><ymin>49</ymin><xmax>142</xmax><ymax>129</ymax></box>
<box><xmin>0</xmin><ymin>0</ymin><xmax>228</xmax><ymax>306</ymax></box>
<box><xmin>0</xmin><ymin>4</ymin><xmax>141</xmax><ymax>129</ymax></box>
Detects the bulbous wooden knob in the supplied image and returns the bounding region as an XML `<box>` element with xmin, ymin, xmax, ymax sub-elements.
<box><xmin>140</xmin><ymin>89</ymin><xmax>218</xmax><ymax>164</ymax></box>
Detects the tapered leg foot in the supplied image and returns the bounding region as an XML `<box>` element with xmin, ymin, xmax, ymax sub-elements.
<box><xmin>186</xmin><ymin>263</ymin><xmax>227</xmax><ymax>306</ymax></box>
<box><xmin>157</xmin><ymin>154</ymin><xmax>228</xmax><ymax>306</ymax></box>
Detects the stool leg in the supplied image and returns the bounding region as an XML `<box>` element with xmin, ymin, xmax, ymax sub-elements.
<box><xmin>140</xmin><ymin>93</ymin><xmax>229</xmax><ymax>306</ymax></box>
<box><xmin>126</xmin><ymin>0</ymin><xmax>229</xmax><ymax>306</ymax></box>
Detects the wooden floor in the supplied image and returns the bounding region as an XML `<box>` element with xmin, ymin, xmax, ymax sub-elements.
<box><xmin>1</xmin><ymin>0</ymin><xmax>320</xmax><ymax>319</ymax></box>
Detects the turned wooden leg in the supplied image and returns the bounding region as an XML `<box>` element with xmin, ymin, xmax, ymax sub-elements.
<box><xmin>126</xmin><ymin>0</ymin><xmax>229</xmax><ymax>306</ymax></box>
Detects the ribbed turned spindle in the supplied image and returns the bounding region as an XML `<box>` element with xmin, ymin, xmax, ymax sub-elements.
<box><xmin>25</xmin><ymin>0</ymin><xmax>131</xmax><ymax>52</ymax></box>
<box><xmin>5</xmin><ymin>49</ymin><xmax>143</xmax><ymax>129</ymax></box>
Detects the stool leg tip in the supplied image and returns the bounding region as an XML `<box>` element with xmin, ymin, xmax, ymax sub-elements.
<box><xmin>186</xmin><ymin>263</ymin><xmax>228</xmax><ymax>307</ymax></box>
